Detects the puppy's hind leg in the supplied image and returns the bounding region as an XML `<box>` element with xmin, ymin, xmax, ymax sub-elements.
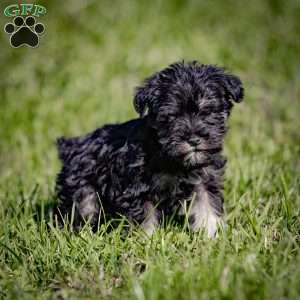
<box><xmin>73</xmin><ymin>186</ymin><xmax>100</xmax><ymax>229</ymax></box>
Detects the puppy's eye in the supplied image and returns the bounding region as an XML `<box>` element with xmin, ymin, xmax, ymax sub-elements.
<box><xmin>199</xmin><ymin>108</ymin><xmax>210</xmax><ymax>115</ymax></box>
<box><xmin>199</xmin><ymin>104</ymin><xmax>217</xmax><ymax>116</ymax></box>
<box><xmin>165</xmin><ymin>114</ymin><xmax>176</xmax><ymax>121</ymax></box>
<box><xmin>195</xmin><ymin>129</ymin><xmax>209</xmax><ymax>138</ymax></box>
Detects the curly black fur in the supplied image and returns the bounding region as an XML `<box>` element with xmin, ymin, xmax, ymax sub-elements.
<box><xmin>55</xmin><ymin>61</ymin><xmax>244</xmax><ymax>236</ymax></box>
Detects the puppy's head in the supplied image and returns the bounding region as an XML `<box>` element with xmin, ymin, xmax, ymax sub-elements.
<box><xmin>134</xmin><ymin>61</ymin><xmax>244</xmax><ymax>167</ymax></box>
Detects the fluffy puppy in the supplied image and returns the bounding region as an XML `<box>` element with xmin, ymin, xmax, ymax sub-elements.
<box><xmin>55</xmin><ymin>61</ymin><xmax>244</xmax><ymax>237</ymax></box>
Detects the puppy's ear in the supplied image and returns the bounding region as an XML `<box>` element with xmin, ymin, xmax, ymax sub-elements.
<box><xmin>134</xmin><ymin>74</ymin><xmax>160</xmax><ymax>117</ymax></box>
<box><xmin>134</xmin><ymin>86</ymin><xmax>151</xmax><ymax>117</ymax></box>
<box><xmin>222</xmin><ymin>73</ymin><xmax>244</xmax><ymax>103</ymax></box>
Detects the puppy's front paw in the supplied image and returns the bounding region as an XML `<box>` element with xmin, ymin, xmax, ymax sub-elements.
<box><xmin>141</xmin><ymin>201</ymin><xmax>159</xmax><ymax>236</ymax></box>
<box><xmin>188</xmin><ymin>195</ymin><xmax>225</xmax><ymax>238</ymax></box>
<box><xmin>190</xmin><ymin>212</ymin><xmax>225</xmax><ymax>238</ymax></box>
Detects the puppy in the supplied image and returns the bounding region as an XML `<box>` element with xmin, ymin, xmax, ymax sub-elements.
<box><xmin>55</xmin><ymin>61</ymin><xmax>244</xmax><ymax>237</ymax></box>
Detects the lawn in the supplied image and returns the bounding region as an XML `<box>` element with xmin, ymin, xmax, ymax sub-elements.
<box><xmin>0</xmin><ymin>0</ymin><xmax>300</xmax><ymax>299</ymax></box>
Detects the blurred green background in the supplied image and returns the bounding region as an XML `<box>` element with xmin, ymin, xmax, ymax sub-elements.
<box><xmin>0</xmin><ymin>0</ymin><xmax>299</xmax><ymax>299</ymax></box>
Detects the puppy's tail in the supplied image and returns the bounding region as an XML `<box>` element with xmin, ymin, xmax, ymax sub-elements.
<box><xmin>56</xmin><ymin>137</ymin><xmax>75</xmax><ymax>163</ymax></box>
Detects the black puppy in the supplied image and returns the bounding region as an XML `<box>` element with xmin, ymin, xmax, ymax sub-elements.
<box><xmin>55</xmin><ymin>61</ymin><xmax>244</xmax><ymax>237</ymax></box>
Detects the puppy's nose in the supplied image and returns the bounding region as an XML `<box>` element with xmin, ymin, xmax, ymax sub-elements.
<box><xmin>189</xmin><ymin>137</ymin><xmax>199</xmax><ymax>147</ymax></box>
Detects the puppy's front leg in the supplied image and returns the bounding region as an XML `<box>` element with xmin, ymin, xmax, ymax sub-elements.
<box><xmin>188</xmin><ymin>187</ymin><xmax>224</xmax><ymax>238</ymax></box>
<box><xmin>141</xmin><ymin>201</ymin><xmax>160</xmax><ymax>236</ymax></box>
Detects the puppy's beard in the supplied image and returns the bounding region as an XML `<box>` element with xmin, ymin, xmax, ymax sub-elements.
<box><xmin>183</xmin><ymin>151</ymin><xmax>207</xmax><ymax>167</ymax></box>
<box><xmin>161</xmin><ymin>138</ymin><xmax>217</xmax><ymax>167</ymax></box>
<box><xmin>166</xmin><ymin>141</ymin><xmax>208</xmax><ymax>167</ymax></box>
<box><xmin>175</xmin><ymin>142</ymin><xmax>192</xmax><ymax>156</ymax></box>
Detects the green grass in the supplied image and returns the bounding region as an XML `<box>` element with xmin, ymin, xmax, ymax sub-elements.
<box><xmin>1</xmin><ymin>0</ymin><xmax>300</xmax><ymax>299</ymax></box>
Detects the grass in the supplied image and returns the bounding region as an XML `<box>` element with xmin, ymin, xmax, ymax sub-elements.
<box><xmin>0</xmin><ymin>0</ymin><xmax>300</xmax><ymax>299</ymax></box>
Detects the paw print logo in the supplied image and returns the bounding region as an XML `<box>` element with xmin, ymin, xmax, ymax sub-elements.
<box><xmin>4</xmin><ymin>16</ymin><xmax>45</xmax><ymax>48</ymax></box>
